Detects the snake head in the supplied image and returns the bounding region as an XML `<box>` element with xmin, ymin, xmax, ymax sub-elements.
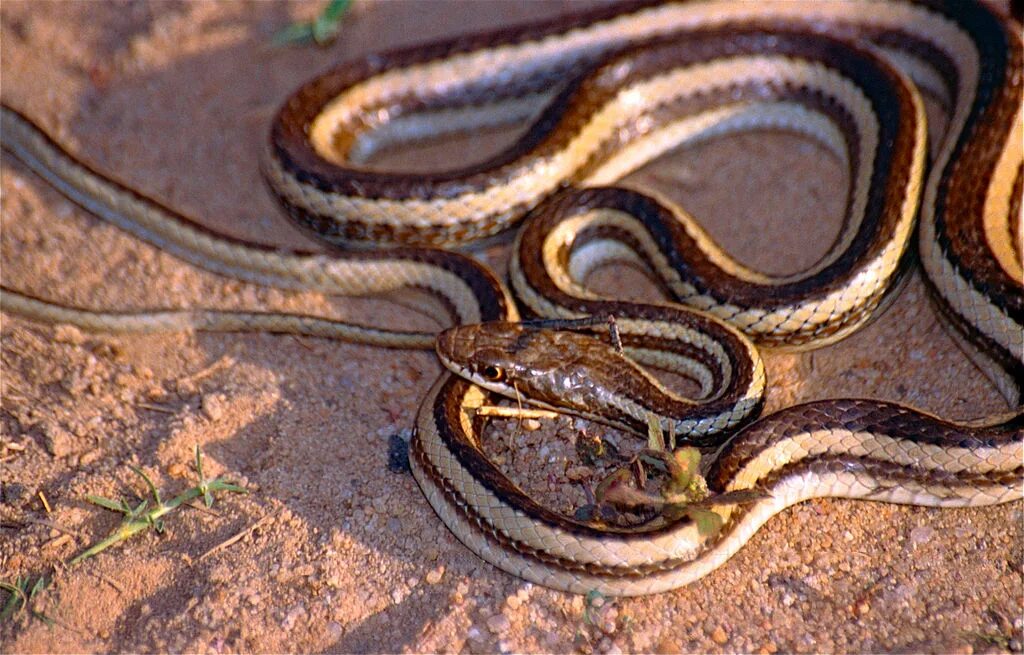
<box><xmin>436</xmin><ymin>321</ymin><xmax>656</xmax><ymax>425</ymax></box>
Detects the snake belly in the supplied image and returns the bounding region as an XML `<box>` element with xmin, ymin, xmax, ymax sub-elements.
<box><xmin>0</xmin><ymin>0</ymin><xmax>1022</xmax><ymax>596</ymax></box>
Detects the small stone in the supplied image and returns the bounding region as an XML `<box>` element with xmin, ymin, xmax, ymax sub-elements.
<box><xmin>856</xmin><ymin>601</ymin><xmax>870</xmax><ymax>616</ymax></box>
<box><xmin>505</xmin><ymin>594</ymin><xmax>522</xmax><ymax>610</ymax></box>
<box><xmin>78</xmin><ymin>449</ymin><xmax>102</xmax><ymax>466</ymax></box>
<box><xmin>565</xmin><ymin>466</ymin><xmax>591</xmax><ymax>482</ymax></box>
<box><xmin>42</xmin><ymin>421</ymin><xmax>76</xmax><ymax>457</ymax></box>
<box><xmin>910</xmin><ymin>525</ymin><xmax>934</xmax><ymax>546</ymax></box>
<box><xmin>486</xmin><ymin>614</ymin><xmax>511</xmax><ymax>634</ymax></box>
<box><xmin>655</xmin><ymin>637</ymin><xmax>682</xmax><ymax>654</ymax></box>
<box><xmin>201</xmin><ymin>394</ymin><xmax>226</xmax><ymax>421</ymax></box>
<box><xmin>387</xmin><ymin>432</ymin><xmax>411</xmax><ymax>473</ymax></box>
<box><xmin>523</xmin><ymin>418</ymin><xmax>542</xmax><ymax>431</ymax></box>
<box><xmin>281</xmin><ymin>604</ymin><xmax>306</xmax><ymax>631</ymax></box>
<box><xmin>711</xmin><ymin>626</ymin><xmax>729</xmax><ymax>645</ymax></box>
<box><xmin>425</xmin><ymin>566</ymin><xmax>445</xmax><ymax>585</ymax></box>
<box><xmin>3</xmin><ymin>482</ymin><xmax>30</xmax><ymax>506</ymax></box>
<box><xmin>168</xmin><ymin>462</ymin><xmax>189</xmax><ymax>478</ymax></box>
<box><xmin>54</xmin><ymin>324</ymin><xmax>86</xmax><ymax>345</ymax></box>
<box><xmin>387</xmin><ymin>517</ymin><xmax>402</xmax><ymax>533</ymax></box>
<box><xmin>326</xmin><ymin>621</ymin><xmax>344</xmax><ymax>640</ymax></box>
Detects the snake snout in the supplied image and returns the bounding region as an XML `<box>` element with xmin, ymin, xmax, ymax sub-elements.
<box><xmin>435</xmin><ymin>325</ymin><xmax>485</xmax><ymax>369</ymax></box>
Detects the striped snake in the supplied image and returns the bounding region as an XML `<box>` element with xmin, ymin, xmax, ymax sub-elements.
<box><xmin>1</xmin><ymin>0</ymin><xmax>1021</xmax><ymax>596</ymax></box>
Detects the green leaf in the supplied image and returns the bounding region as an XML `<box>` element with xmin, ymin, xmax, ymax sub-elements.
<box><xmin>646</xmin><ymin>413</ymin><xmax>665</xmax><ymax>451</ymax></box>
<box><xmin>594</xmin><ymin>468</ymin><xmax>634</xmax><ymax>505</ymax></box>
<box><xmin>273</xmin><ymin>0</ymin><xmax>351</xmax><ymax>48</ymax></box>
<box><xmin>671</xmin><ymin>446</ymin><xmax>696</xmax><ymax>481</ymax></box>
<box><xmin>320</xmin><ymin>0</ymin><xmax>351</xmax><ymax>22</ymax></box>
<box><xmin>86</xmin><ymin>495</ymin><xmax>129</xmax><ymax>513</ymax></box>
<box><xmin>28</xmin><ymin>576</ymin><xmax>47</xmax><ymax>600</ymax></box>
<box><xmin>130</xmin><ymin>465</ymin><xmax>162</xmax><ymax>505</ymax></box>
<box><xmin>687</xmin><ymin>508</ymin><xmax>724</xmax><ymax>537</ymax></box>
<box><xmin>272</xmin><ymin>23</ymin><xmax>315</xmax><ymax>47</ymax></box>
<box><xmin>0</xmin><ymin>580</ymin><xmax>26</xmax><ymax>622</ymax></box>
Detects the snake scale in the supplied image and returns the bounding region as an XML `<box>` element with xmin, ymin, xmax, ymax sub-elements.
<box><xmin>1</xmin><ymin>0</ymin><xmax>1021</xmax><ymax>595</ymax></box>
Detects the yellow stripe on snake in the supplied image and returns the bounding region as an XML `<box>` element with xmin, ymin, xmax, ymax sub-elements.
<box><xmin>1</xmin><ymin>0</ymin><xmax>1021</xmax><ymax>595</ymax></box>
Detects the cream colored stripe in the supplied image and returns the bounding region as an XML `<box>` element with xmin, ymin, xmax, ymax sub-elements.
<box><xmin>982</xmin><ymin>109</ymin><xmax>1024</xmax><ymax>283</ymax></box>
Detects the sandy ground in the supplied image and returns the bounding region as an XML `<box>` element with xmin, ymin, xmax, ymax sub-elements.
<box><xmin>1</xmin><ymin>1</ymin><xmax>1021</xmax><ymax>653</ymax></box>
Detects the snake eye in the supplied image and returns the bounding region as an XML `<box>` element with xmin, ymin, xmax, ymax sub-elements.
<box><xmin>481</xmin><ymin>365</ymin><xmax>505</xmax><ymax>382</ymax></box>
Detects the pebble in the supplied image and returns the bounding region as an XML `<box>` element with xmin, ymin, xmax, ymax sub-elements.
<box><xmin>78</xmin><ymin>448</ymin><xmax>102</xmax><ymax>466</ymax></box>
<box><xmin>54</xmin><ymin>324</ymin><xmax>86</xmax><ymax>345</ymax></box>
<box><xmin>486</xmin><ymin>614</ymin><xmax>511</xmax><ymax>634</ymax></box>
<box><xmin>201</xmin><ymin>393</ymin><xmax>226</xmax><ymax>421</ymax></box>
<box><xmin>42</xmin><ymin>420</ymin><xmax>76</xmax><ymax>457</ymax></box>
<box><xmin>565</xmin><ymin>466</ymin><xmax>592</xmax><ymax>482</ymax></box>
<box><xmin>2</xmin><ymin>482</ymin><xmax>30</xmax><ymax>506</ymax></box>
<box><xmin>910</xmin><ymin>525</ymin><xmax>934</xmax><ymax>546</ymax></box>
<box><xmin>281</xmin><ymin>604</ymin><xmax>306</xmax><ymax>631</ymax></box>
<box><xmin>523</xmin><ymin>418</ymin><xmax>542</xmax><ymax>431</ymax></box>
<box><xmin>505</xmin><ymin>594</ymin><xmax>522</xmax><ymax>610</ymax></box>
<box><xmin>466</xmin><ymin>626</ymin><xmax>486</xmax><ymax>644</ymax></box>
<box><xmin>425</xmin><ymin>566</ymin><xmax>445</xmax><ymax>585</ymax></box>
<box><xmin>711</xmin><ymin>626</ymin><xmax>729</xmax><ymax>645</ymax></box>
<box><xmin>326</xmin><ymin>621</ymin><xmax>344</xmax><ymax>640</ymax></box>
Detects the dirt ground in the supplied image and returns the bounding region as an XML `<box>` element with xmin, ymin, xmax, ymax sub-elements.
<box><xmin>1</xmin><ymin>1</ymin><xmax>1021</xmax><ymax>653</ymax></box>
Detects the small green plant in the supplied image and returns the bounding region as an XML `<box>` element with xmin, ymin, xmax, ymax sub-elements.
<box><xmin>70</xmin><ymin>446</ymin><xmax>246</xmax><ymax>565</ymax></box>
<box><xmin>273</xmin><ymin>0</ymin><xmax>351</xmax><ymax>47</ymax></box>
<box><xmin>593</xmin><ymin>415</ymin><xmax>766</xmax><ymax>536</ymax></box>
<box><xmin>0</xmin><ymin>576</ymin><xmax>54</xmax><ymax>627</ymax></box>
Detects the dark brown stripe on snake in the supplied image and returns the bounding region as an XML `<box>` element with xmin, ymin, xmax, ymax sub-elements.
<box><xmin>927</xmin><ymin>5</ymin><xmax>1023</xmax><ymax>322</ymax></box>
<box><xmin>417</xmin><ymin>387</ymin><xmax>1023</xmax><ymax>580</ymax></box>
<box><xmin>268</xmin><ymin>25</ymin><xmax>918</xmax><ymax>253</ymax></box>
<box><xmin>1010</xmin><ymin>164</ymin><xmax>1023</xmax><ymax>267</ymax></box>
<box><xmin>429</xmin><ymin>375</ymin><xmax>720</xmax><ymax>542</ymax></box>
<box><xmin>0</xmin><ymin>106</ymin><xmax>513</xmax><ymax>327</ymax></box>
<box><xmin>269</xmin><ymin>0</ymin><xmax>667</xmax><ymax>201</ymax></box>
<box><xmin>921</xmin><ymin>274</ymin><xmax>1024</xmax><ymax>397</ymax></box>
<box><xmin>707</xmin><ymin>400</ymin><xmax>1024</xmax><ymax>491</ymax></box>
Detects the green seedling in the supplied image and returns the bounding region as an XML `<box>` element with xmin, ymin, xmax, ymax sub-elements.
<box><xmin>582</xmin><ymin>589</ymin><xmax>606</xmax><ymax>626</ymax></box>
<box><xmin>70</xmin><ymin>446</ymin><xmax>246</xmax><ymax>565</ymax></box>
<box><xmin>595</xmin><ymin>414</ymin><xmax>767</xmax><ymax>536</ymax></box>
<box><xmin>273</xmin><ymin>0</ymin><xmax>351</xmax><ymax>47</ymax></box>
<box><xmin>0</xmin><ymin>575</ymin><xmax>54</xmax><ymax>627</ymax></box>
